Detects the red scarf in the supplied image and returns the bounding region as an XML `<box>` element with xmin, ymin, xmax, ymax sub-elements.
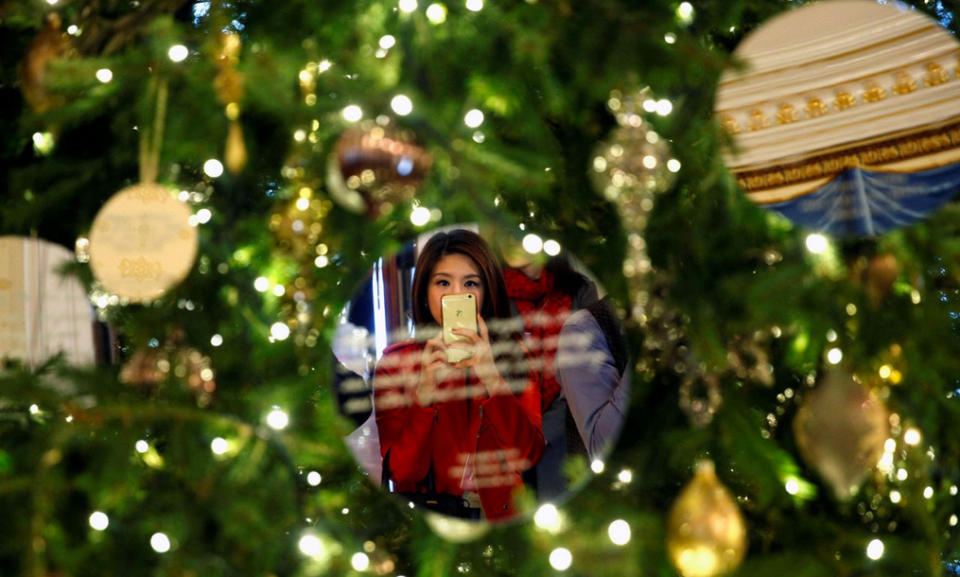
<box><xmin>504</xmin><ymin>267</ymin><xmax>573</xmax><ymax>410</ymax></box>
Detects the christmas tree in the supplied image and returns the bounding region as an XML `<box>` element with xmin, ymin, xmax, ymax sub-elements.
<box><xmin>2</xmin><ymin>0</ymin><xmax>960</xmax><ymax>576</ymax></box>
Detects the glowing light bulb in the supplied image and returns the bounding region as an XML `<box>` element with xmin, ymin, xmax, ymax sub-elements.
<box><xmin>391</xmin><ymin>94</ymin><xmax>413</xmax><ymax>116</ymax></box>
<box><xmin>655</xmin><ymin>99</ymin><xmax>673</xmax><ymax>116</ymax></box>
<box><xmin>591</xmin><ymin>459</ymin><xmax>605</xmax><ymax>474</ymax></box>
<box><xmin>785</xmin><ymin>478</ymin><xmax>800</xmax><ymax>495</ymax></box>
<box><xmin>270</xmin><ymin>322</ymin><xmax>291</xmax><ymax>341</ymax></box>
<box><xmin>203</xmin><ymin>159</ymin><xmax>224</xmax><ymax>178</ymax></box>
<box><xmin>543</xmin><ymin>240</ymin><xmax>561</xmax><ymax>256</ymax></box>
<box><xmin>307</xmin><ymin>471</ymin><xmax>322</xmax><ymax>486</ymax></box>
<box><xmin>464</xmin><ymin>109</ymin><xmax>484</xmax><ymax>128</ymax></box>
<box><xmin>342</xmin><ymin>105</ymin><xmax>363</xmax><ymax>122</ymax></box>
<box><xmin>299</xmin><ymin>533</ymin><xmax>324</xmax><ymax>557</ymax></box>
<box><xmin>534</xmin><ymin>504</ymin><xmax>560</xmax><ymax>531</ymax></box>
<box><xmin>379</xmin><ymin>35</ymin><xmax>397</xmax><ymax>49</ymax></box>
<box><xmin>904</xmin><ymin>428</ymin><xmax>921</xmax><ymax>446</ymax></box>
<box><xmin>826</xmin><ymin>348</ymin><xmax>843</xmax><ymax>365</ymax></box>
<box><xmin>89</xmin><ymin>511</ymin><xmax>109</xmax><ymax>531</ymax></box>
<box><xmin>866</xmin><ymin>538</ymin><xmax>884</xmax><ymax>560</ymax></box>
<box><xmin>426</xmin><ymin>3</ymin><xmax>447</xmax><ymax>22</ymax></box>
<box><xmin>266</xmin><ymin>407</ymin><xmax>290</xmax><ymax>430</ymax></box>
<box><xmin>135</xmin><ymin>440</ymin><xmax>149</xmax><ymax>454</ymax></box>
<box><xmin>805</xmin><ymin>233</ymin><xmax>829</xmax><ymax>254</ymax></box>
<box><xmin>667</xmin><ymin>158</ymin><xmax>682</xmax><ymax>172</ymax></box>
<box><xmin>195</xmin><ymin>208</ymin><xmax>212</xmax><ymax>224</ymax></box>
<box><xmin>150</xmin><ymin>532</ymin><xmax>171</xmax><ymax>553</ymax></box>
<box><xmin>398</xmin><ymin>0</ymin><xmax>418</xmax><ymax>12</ymax></box>
<box><xmin>889</xmin><ymin>490</ymin><xmax>902</xmax><ymax>504</ymax></box>
<box><xmin>96</xmin><ymin>68</ymin><xmax>113</xmax><ymax>83</ymax></box>
<box><xmin>351</xmin><ymin>552</ymin><xmax>370</xmax><ymax>571</ymax></box>
<box><xmin>168</xmin><ymin>44</ymin><xmax>189</xmax><ymax>62</ymax></box>
<box><xmin>522</xmin><ymin>233</ymin><xmax>543</xmax><ymax>254</ymax></box>
<box><xmin>210</xmin><ymin>437</ymin><xmax>229</xmax><ymax>455</ymax></box>
<box><xmin>410</xmin><ymin>206</ymin><xmax>431</xmax><ymax>226</ymax></box>
<box><xmin>617</xmin><ymin>469</ymin><xmax>633</xmax><ymax>484</ymax></box>
<box><xmin>549</xmin><ymin>548</ymin><xmax>573</xmax><ymax>571</ymax></box>
<box><xmin>608</xmin><ymin>519</ymin><xmax>631</xmax><ymax>545</ymax></box>
<box><xmin>465</xmin><ymin>0</ymin><xmax>483</xmax><ymax>11</ymax></box>
<box><xmin>664</xmin><ymin>33</ymin><xmax>677</xmax><ymax>44</ymax></box>
<box><xmin>676</xmin><ymin>2</ymin><xmax>695</xmax><ymax>24</ymax></box>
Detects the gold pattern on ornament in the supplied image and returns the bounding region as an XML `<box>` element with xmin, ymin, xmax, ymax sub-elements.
<box><xmin>833</xmin><ymin>89</ymin><xmax>857</xmax><ymax>111</ymax></box>
<box><xmin>735</xmin><ymin>121</ymin><xmax>960</xmax><ymax>193</ymax></box>
<box><xmin>805</xmin><ymin>96</ymin><xmax>829</xmax><ymax>118</ymax></box>
<box><xmin>862</xmin><ymin>81</ymin><xmax>887</xmax><ymax>103</ymax></box>
<box><xmin>720</xmin><ymin>115</ymin><xmax>741</xmax><ymax>135</ymax></box>
<box><xmin>924</xmin><ymin>62</ymin><xmax>950</xmax><ymax>87</ymax></box>
<box><xmin>776</xmin><ymin>103</ymin><xmax>799</xmax><ymax>125</ymax></box>
<box><xmin>129</xmin><ymin>187</ymin><xmax>171</xmax><ymax>203</ymax></box>
<box><xmin>747</xmin><ymin>109</ymin><xmax>770</xmax><ymax>132</ymax></box>
<box><xmin>893</xmin><ymin>71</ymin><xmax>917</xmax><ymax>94</ymax></box>
<box><xmin>120</xmin><ymin>257</ymin><xmax>162</xmax><ymax>281</ymax></box>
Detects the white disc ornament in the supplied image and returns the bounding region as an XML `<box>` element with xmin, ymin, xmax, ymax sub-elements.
<box><xmin>89</xmin><ymin>183</ymin><xmax>197</xmax><ymax>302</ymax></box>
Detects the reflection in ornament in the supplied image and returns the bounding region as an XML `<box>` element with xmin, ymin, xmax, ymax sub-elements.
<box><xmin>423</xmin><ymin>512</ymin><xmax>489</xmax><ymax>542</ymax></box>
<box><xmin>793</xmin><ymin>368</ymin><xmax>889</xmax><ymax>501</ymax></box>
<box><xmin>20</xmin><ymin>13</ymin><xmax>74</xmax><ymax>112</ymax></box>
<box><xmin>667</xmin><ymin>461</ymin><xmax>747</xmax><ymax>577</ymax></box>
<box><xmin>326</xmin><ymin>123</ymin><xmax>432</xmax><ymax>217</ymax></box>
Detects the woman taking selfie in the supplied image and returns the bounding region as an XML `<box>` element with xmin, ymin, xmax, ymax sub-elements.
<box><xmin>373</xmin><ymin>229</ymin><xmax>544</xmax><ymax>522</ymax></box>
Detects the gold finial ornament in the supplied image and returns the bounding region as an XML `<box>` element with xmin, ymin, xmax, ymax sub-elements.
<box><xmin>667</xmin><ymin>461</ymin><xmax>748</xmax><ymax>577</ymax></box>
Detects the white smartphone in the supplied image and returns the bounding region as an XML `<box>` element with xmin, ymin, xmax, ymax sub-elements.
<box><xmin>441</xmin><ymin>293</ymin><xmax>478</xmax><ymax>364</ymax></box>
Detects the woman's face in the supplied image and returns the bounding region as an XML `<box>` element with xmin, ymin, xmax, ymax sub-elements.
<box><xmin>427</xmin><ymin>253</ymin><xmax>485</xmax><ymax>325</ymax></box>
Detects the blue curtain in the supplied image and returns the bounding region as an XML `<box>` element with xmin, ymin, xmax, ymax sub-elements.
<box><xmin>765</xmin><ymin>161</ymin><xmax>960</xmax><ymax>236</ymax></box>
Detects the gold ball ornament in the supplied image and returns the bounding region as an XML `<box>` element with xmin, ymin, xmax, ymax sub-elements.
<box><xmin>88</xmin><ymin>183</ymin><xmax>198</xmax><ymax>302</ymax></box>
<box><xmin>793</xmin><ymin>368</ymin><xmax>889</xmax><ymax>501</ymax></box>
<box><xmin>667</xmin><ymin>461</ymin><xmax>748</xmax><ymax>577</ymax></box>
<box><xmin>119</xmin><ymin>344</ymin><xmax>216</xmax><ymax>406</ymax></box>
<box><xmin>326</xmin><ymin>124</ymin><xmax>432</xmax><ymax>217</ymax></box>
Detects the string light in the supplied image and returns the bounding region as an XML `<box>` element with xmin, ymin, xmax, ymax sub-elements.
<box><xmin>410</xmin><ymin>205</ymin><xmax>431</xmax><ymax>226</ymax></box>
<box><xmin>272</xmin><ymin>284</ymin><xmax>286</xmax><ymax>297</ymax></box>
<box><xmin>150</xmin><ymin>532</ymin><xmax>172</xmax><ymax>553</ymax></box>
<box><xmin>534</xmin><ymin>503</ymin><xmax>562</xmax><ymax>532</ymax></box>
<box><xmin>904</xmin><ymin>428</ymin><xmax>921</xmax><ymax>446</ymax></box>
<box><xmin>398</xmin><ymin>0</ymin><xmax>418</xmax><ymax>13</ymax></box>
<box><xmin>608</xmin><ymin>520</ymin><xmax>631</xmax><ymax>545</ymax></box>
<box><xmin>378</xmin><ymin>35</ymin><xmax>397</xmax><ymax>49</ymax></box>
<box><xmin>299</xmin><ymin>533</ymin><xmax>324</xmax><ymax>557</ymax></box>
<box><xmin>135</xmin><ymin>440</ymin><xmax>150</xmax><ymax>454</ymax></box>
<box><xmin>342</xmin><ymin>105</ymin><xmax>363</xmax><ymax>122</ymax></box>
<box><xmin>351</xmin><ymin>552</ymin><xmax>370</xmax><ymax>571</ymax></box>
<box><xmin>522</xmin><ymin>233</ymin><xmax>543</xmax><ymax>254</ymax></box>
<box><xmin>543</xmin><ymin>239</ymin><xmax>561</xmax><ymax>256</ymax></box>
<box><xmin>266</xmin><ymin>407</ymin><xmax>290</xmax><ymax>430</ymax></box>
<box><xmin>866</xmin><ymin>538</ymin><xmax>884</xmax><ymax>560</ymax></box>
<box><xmin>826</xmin><ymin>348</ymin><xmax>843</xmax><ymax>365</ymax></box>
<box><xmin>664</xmin><ymin>32</ymin><xmax>677</xmax><ymax>44</ymax></box>
<box><xmin>676</xmin><ymin>2</ymin><xmax>695</xmax><ymax>24</ymax></box>
<box><xmin>785</xmin><ymin>478</ymin><xmax>800</xmax><ymax>495</ymax></box>
<box><xmin>889</xmin><ymin>490</ymin><xmax>902</xmax><ymax>504</ymax></box>
<box><xmin>591</xmin><ymin>459</ymin><xmax>605</xmax><ymax>474</ymax></box>
<box><xmin>426</xmin><ymin>3</ymin><xmax>447</xmax><ymax>22</ymax></box>
<box><xmin>465</xmin><ymin>0</ymin><xmax>483</xmax><ymax>11</ymax></box>
<box><xmin>805</xmin><ymin>233</ymin><xmax>829</xmax><ymax>254</ymax></box>
<box><xmin>923</xmin><ymin>486</ymin><xmax>934</xmax><ymax>499</ymax></box>
<box><xmin>210</xmin><ymin>437</ymin><xmax>229</xmax><ymax>455</ymax></box>
<box><xmin>29</xmin><ymin>404</ymin><xmax>40</xmax><ymax>415</ymax></box>
<box><xmin>307</xmin><ymin>471</ymin><xmax>322</xmax><ymax>486</ymax></box>
<box><xmin>32</xmin><ymin>131</ymin><xmax>54</xmax><ymax>155</ymax></box>
<box><xmin>270</xmin><ymin>322</ymin><xmax>291</xmax><ymax>341</ymax></box>
<box><xmin>667</xmin><ymin>158</ymin><xmax>682</xmax><ymax>172</ymax></box>
<box><xmin>655</xmin><ymin>99</ymin><xmax>673</xmax><ymax>116</ymax></box>
<box><xmin>168</xmin><ymin>44</ymin><xmax>189</xmax><ymax>62</ymax></box>
<box><xmin>203</xmin><ymin>159</ymin><xmax>224</xmax><ymax>178</ymax></box>
<box><xmin>89</xmin><ymin>511</ymin><xmax>109</xmax><ymax>531</ymax></box>
<box><xmin>617</xmin><ymin>469</ymin><xmax>633</xmax><ymax>484</ymax></box>
<box><xmin>390</xmin><ymin>94</ymin><xmax>413</xmax><ymax>116</ymax></box>
<box><xmin>464</xmin><ymin>109</ymin><xmax>484</xmax><ymax>128</ymax></box>
<box><xmin>549</xmin><ymin>548</ymin><xmax>573</xmax><ymax>571</ymax></box>
<box><xmin>96</xmin><ymin>68</ymin><xmax>113</xmax><ymax>83</ymax></box>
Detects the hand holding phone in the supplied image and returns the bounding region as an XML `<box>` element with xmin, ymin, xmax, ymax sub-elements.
<box><xmin>441</xmin><ymin>294</ymin><xmax>478</xmax><ymax>364</ymax></box>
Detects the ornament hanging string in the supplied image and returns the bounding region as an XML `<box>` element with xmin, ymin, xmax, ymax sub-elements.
<box><xmin>138</xmin><ymin>75</ymin><xmax>169</xmax><ymax>184</ymax></box>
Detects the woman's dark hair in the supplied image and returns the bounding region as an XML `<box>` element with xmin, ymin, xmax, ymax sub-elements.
<box><xmin>411</xmin><ymin>229</ymin><xmax>513</xmax><ymax>326</ymax></box>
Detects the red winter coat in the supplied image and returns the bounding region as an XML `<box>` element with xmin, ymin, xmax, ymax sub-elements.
<box><xmin>373</xmin><ymin>339</ymin><xmax>544</xmax><ymax>521</ymax></box>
